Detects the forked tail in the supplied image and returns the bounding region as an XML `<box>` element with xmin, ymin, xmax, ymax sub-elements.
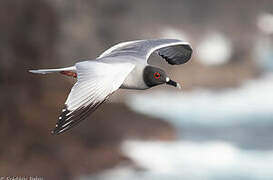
<box><xmin>29</xmin><ymin>66</ymin><xmax>77</xmax><ymax>78</ymax></box>
<box><xmin>29</xmin><ymin>66</ymin><xmax>76</xmax><ymax>74</ymax></box>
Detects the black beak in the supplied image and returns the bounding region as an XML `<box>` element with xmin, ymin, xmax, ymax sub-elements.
<box><xmin>166</xmin><ymin>78</ymin><xmax>181</xmax><ymax>89</ymax></box>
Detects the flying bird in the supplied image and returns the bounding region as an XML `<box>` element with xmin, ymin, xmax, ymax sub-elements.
<box><xmin>29</xmin><ymin>39</ymin><xmax>192</xmax><ymax>135</ymax></box>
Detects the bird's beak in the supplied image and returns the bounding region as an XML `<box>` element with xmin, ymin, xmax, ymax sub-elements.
<box><xmin>166</xmin><ymin>77</ymin><xmax>181</xmax><ymax>89</ymax></box>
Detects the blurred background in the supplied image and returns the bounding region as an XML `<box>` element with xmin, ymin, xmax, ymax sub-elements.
<box><xmin>1</xmin><ymin>0</ymin><xmax>273</xmax><ymax>179</ymax></box>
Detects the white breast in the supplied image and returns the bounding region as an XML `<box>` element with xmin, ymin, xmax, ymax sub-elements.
<box><xmin>120</xmin><ymin>64</ymin><xmax>149</xmax><ymax>90</ymax></box>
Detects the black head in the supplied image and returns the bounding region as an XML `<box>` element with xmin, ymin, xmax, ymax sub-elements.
<box><xmin>143</xmin><ymin>66</ymin><xmax>181</xmax><ymax>88</ymax></box>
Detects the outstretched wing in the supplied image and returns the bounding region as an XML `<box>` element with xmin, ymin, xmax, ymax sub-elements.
<box><xmin>98</xmin><ymin>39</ymin><xmax>193</xmax><ymax>65</ymax></box>
<box><xmin>52</xmin><ymin>61</ymin><xmax>135</xmax><ymax>135</ymax></box>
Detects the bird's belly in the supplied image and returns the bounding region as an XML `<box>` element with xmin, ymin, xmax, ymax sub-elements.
<box><xmin>120</xmin><ymin>83</ymin><xmax>149</xmax><ymax>90</ymax></box>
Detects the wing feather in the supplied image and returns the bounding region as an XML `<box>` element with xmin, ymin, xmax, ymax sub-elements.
<box><xmin>52</xmin><ymin>61</ymin><xmax>135</xmax><ymax>135</ymax></box>
<box><xmin>98</xmin><ymin>39</ymin><xmax>192</xmax><ymax>65</ymax></box>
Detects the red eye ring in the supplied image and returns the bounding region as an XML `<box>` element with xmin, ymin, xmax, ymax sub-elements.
<box><xmin>154</xmin><ymin>72</ymin><xmax>161</xmax><ymax>79</ymax></box>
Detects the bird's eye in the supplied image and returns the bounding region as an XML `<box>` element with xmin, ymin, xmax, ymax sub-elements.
<box><xmin>154</xmin><ymin>72</ymin><xmax>161</xmax><ymax>79</ymax></box>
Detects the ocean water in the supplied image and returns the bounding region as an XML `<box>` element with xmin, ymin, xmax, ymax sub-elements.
<box><xmin>86</xmin><ymin>140</ymin><xmax>273</xmax><ymax>180</ymax></box>
<box><xmin>127</xmin><ymin>74</ymin><xmax>273</xmax><ymax>128</ymax></box>
<box><xmin>127</xmin><ymin>73</ymin><xmax>273</xmax><ymax>150</ymax></box>
<box><xmin>83</xmin><ymin>73</ymin><xmax>273</xmax><ymax>180</ymax></box>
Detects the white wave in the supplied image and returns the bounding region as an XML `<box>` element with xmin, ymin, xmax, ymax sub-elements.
<box><xmin>257</xmin><ymin>12</ymin><xmax>273</xmax><ymax>35</ymax></box>
<box><xmin>85</xmin><ymin>140</ymin><xmax>273</xmax><ymax>180</ymax></box>
<box><xmin>196</xmin><ymin>32</ymin><xmax>232</xmax><ymax>66</ymax></box>
<box><xmin>126</xmin><ymin>73</ymin><xmax>273</xmax><ymax>127</ymax></box>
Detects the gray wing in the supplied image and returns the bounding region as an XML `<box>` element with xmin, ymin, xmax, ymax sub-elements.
<box><xmin>98</xmin><ymin>39</ymin><xmax>193</xmax><ymax>65</ymax></box>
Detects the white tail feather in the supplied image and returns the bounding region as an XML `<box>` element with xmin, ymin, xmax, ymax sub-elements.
<box><xmin>29</xmin><ymin>66</ymin><xmax>76</xmax><ymax>74</ymax></box>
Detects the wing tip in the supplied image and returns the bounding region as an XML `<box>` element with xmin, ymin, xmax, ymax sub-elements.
<box><xmin>51</xmin><ymin>123</ymin><xmax>70</xmax><ymax>135</ymax></box>
<box><xmin>51</xmin><ymin>128</ymin><xmax>66</xmax><ymax>135</ymax></box>
<box><xmin>50</xmin><ymin>106</ymin><xmax>70</xmax><ymax>135</ymax></box>
<box><xmin>158</xmin><ymin>43</ymin><xmax>193</xmax><ymax>65</ymax></box>
<box><xmin>51</xmin><ymin>129</ymin><xmax>59</xmax><ymax>135</ymax></box>
<box><xmin>51</xmin><ymin>123</ymin><xmax>62</xmax><ymax>135</ymax></box>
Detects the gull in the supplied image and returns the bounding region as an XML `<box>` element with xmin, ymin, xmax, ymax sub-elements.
<box><xmin>29</xmin><ymin>39</ymin><xmax>192</xmax><ymax>135</ymax></box>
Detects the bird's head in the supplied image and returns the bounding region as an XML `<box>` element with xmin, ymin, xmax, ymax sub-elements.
<box><xmin>143</xmin><ymin>66</ymin><xmax>181</xmax><ymax>89</ymax></box>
